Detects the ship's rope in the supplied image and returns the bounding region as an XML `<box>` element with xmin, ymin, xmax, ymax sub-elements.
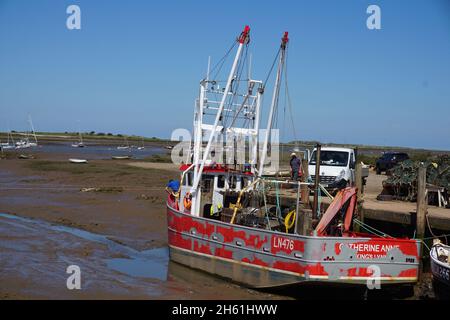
<box><xmin>284</xmin><ymin>209</ymin><xmax>296</xmax><ymax>233</ymax></box>
<box><xmin>207</xmin><ymin>40</ymin><xmax>237</xmax><ymax>81</ymax></box>
<box><xmin>283</xmin><ymin>48</ymin><xmax>300</xmax><ymax>147</ymax></box>
<box><xmin>426</xmin><ymin>213</ymin><xmax>448</xmax><ymax>244</ymax></box>
<box><xmin>419</xmin><ymin>239</ymin><xmax>431</xmax><ymax>252</ymax></box>
<box><xmin>275</xmin><ymin>181</ymin><xmax>282</xmax><ymax>221</ymax></box>
<box><xmin>317</xmin><ymin>186</ymin><xmax>322</xmax><ymax>218</ymax></box>
<box><xmin>260</xmin><ymin>180</ymin><xmax>271</xmax><ymax>230</ymax></box>
<box><xmin>353</xmin><ymin>218</ymin><xmax>394</xmax><ymax>238</ymax></box>
<box><xmin>263</xmin><ymin>47</ymin><xmax>281</xmax><ymax>89</ymax></box>
<box><xmin>422</xmin><ymin>233</ymin><xmax>450</xmax><ymax>241</ymax></box>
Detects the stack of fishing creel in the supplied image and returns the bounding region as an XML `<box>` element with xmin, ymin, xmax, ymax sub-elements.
<box><xmin>381</xmin><ymin>155</ymin><xmax>450</xmax><ymax>205</ymax></box>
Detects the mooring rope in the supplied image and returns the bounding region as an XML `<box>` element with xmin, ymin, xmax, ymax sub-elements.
<box><xmin>353</xmin><ymin>218</ymin><xmax>394</xmax><ymax>238</ymax></box>
<box><xmin>425</xmin><ymin>213</ymin><xmax>448</xmax><ymax>244</ymax></box>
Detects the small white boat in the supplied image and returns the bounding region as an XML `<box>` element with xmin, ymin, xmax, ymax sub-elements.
<box><xmin>15</xmin><ymin>139</ymin><xmax>32</xmax><ymax>149</ymax></box>
<box><xmin>71</xmin><ymin>142</ymin><xmax>85</xmax><ymax>148</ymax></box>
<box><xmin>69</xmin><ymin>158</ymin><xmax>88</xmax><ymax>164</ymax></box>
<box><xmin>117</xmin><ymin>136</ymin><xmax>130</xmax><ymax>150</ymax></box>
<box><xmin>137</xmin><ymin>137</ymin><xmax>145</xmax><ymax>150</ymax></box>
<box><xmin>1</xmin><ymin>131</ymin><xmax>15</xmax><ymax>149</ymax></box>
<box><xmin>72</xmin><ymin>132</ymin><xmax>85</xmax><ymax>147</ymax></box>
<box><xmin>431</xmin><ymin>241</ymin><xmax>450</xmax><ymax>287</ymax></box>
<box><xmin>112</xmin><ymin>156</ymin><xmax>131</xmax><ymax>160</ymax></box>
<box><xmin>18</xmin><ymin>154</ymin><xmax>35</xmax><ymax>159</ymax></box>
<box><xmin>15</xmin><ymin>116</ymin><xmax>39</xmax><ymax>149</ymax></box>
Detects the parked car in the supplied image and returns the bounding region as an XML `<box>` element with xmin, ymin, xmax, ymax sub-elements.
<box><xmin>375</xmin><ymin>152</ymin><xmax>409</xmax><ymax>174</ymax></box>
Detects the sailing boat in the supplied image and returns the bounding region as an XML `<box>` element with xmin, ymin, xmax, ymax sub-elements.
<box><xmin>166</xmin><ymin>26</ymin><xmax>420</xmax><ymax>288</ymax></box>
<box><xmin>27</xmin><ymin>115</ymin><xmax>38</xmax><ymax>147</ymax></box>
<box><xmin>1</xmin><ymin>131</ymin><xmax>15</xmax><ymax>149</ymax></box>
<box><xmin>71</xmin><ymin>132</ymin><xmax>85</xmax><ymax>148</ymax></box>
<box><xmin>117</xmin><ymin>136</ymin><xmax>130</xmax><ymax>150</ymax></box>
<box><xmin>137</xmin><ymin>137</ymin><xmax>145</xmax><ymax>150</ymax></box>
<box><xmin>15</xmin><ymin>116</ymin><xmax>38</xmax><ymax>149</ymax></box>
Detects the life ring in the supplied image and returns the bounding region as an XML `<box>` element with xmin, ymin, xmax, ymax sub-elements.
<box><xmin>183</xmin><ymin>192</ymin><xmax>192</xmax><ymax>210</ymax></box>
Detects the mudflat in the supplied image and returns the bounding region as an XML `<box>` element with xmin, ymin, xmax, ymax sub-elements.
<box><xmin>0</xmin><ymin>148</ymin><xmax>284</xmax><ymax>299</ymax></box>
<box><xmin>0</xmin><ymin>147</ymin><xmax>438</xmax><ymax>300</ymax></box>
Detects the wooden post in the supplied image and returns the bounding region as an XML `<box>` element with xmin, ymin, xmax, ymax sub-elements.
<box><xmin>312</xmin><ymin>144</ymin><xmax>321</xmax><ymax>219</ymax></box>
<box><xmin>354</xmin><ymin>163</ymin><xmax>365</xmax><ymax>232</ymax></box>
<box><xmin>301</xmin><ymin>209</ymin><xmax>313</xmax><ymax>236</ymax></box>
<box><xmin>294</xmin><ymin>182</ymin><xmax>300</xmax><ymax>233</ymax></box>
<box><xmin>300</xmin><ymin>158</ymin><xmax>310</xmax><ymax>206</ymax></box>
<box><xmin>355</xmin><ymin>163</ymin><xmax>363</xmax><ymax>203</ymax></box>
<box><xmin>416</xmin><ymin>165</ymin><xmax>427</xmax><ymax>240</ymax></box>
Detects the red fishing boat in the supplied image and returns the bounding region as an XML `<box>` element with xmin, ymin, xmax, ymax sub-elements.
<box><xmin>166</xmin><ymin>26</ymin><xmax>421</xmax><ymax>288</ymax></box>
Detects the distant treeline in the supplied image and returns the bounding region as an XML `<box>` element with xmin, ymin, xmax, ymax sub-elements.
<box><xmin>0</xmin><ymin>131</ymin><xmax>169</xmax><ymax>143</ymax></box>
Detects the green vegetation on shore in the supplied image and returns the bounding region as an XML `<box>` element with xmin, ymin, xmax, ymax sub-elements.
<box><xmin>0</xmin><ymin>131</ymin><xmax>170</xmax><ymax>144</ymax></box>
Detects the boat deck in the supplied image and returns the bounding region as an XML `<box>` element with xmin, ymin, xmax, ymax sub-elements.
<box><xmin>265</xmin><ymin>172</ymin><xmax>450</xmax><ymax>232</ymax></box>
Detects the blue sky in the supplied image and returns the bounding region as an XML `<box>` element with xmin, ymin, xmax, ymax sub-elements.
<box><xmin>0</xmin><ymin>0</ymin><xmax>449</xmax><ymax>150</ymax></box>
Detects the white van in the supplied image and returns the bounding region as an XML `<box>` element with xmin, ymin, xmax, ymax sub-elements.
<box><xmin>308</xmin><ymin>147</ymin><xmax>357</xmax><ymax>187</ymax></box>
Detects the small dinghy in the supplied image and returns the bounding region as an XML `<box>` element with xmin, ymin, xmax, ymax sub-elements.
<box><xmin>18</xmin><ymin>154</ymin><xmax>35</xmax><ymax>159</ymax></box>
<box><xmin>69</xmin><ymin>158</ymin><xmax>88</xmax><ymax>164</ymax></box>
<box><xmin>111</xmin><ymin>155</ymin><xmax>131</xmax><ymax>160</ymax></box>
<box><xmin>430</xmin><ymin>240</ymin><xmax>450</xmax><ymax>287</ymax></box>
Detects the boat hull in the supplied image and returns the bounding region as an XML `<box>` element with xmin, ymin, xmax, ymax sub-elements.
<box><xmin>167</xmin><ymin>203</ymin><xmax>420</xmax><ymax>288</ymax></box>
<box><xmin>430</xmin><ymin>245</ymin><xmax>450</xmax><ymax>287</ymax></box>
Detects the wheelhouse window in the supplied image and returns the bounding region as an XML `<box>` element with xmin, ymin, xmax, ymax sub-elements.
<box><xmin>241</xmin><ymin>176</ymin><xmax>249</xmax><ymax>188</ymax></box>
<box><xmin>201</xmin><ymin>175</ymin><xmax>214</xmax><ymax>193</ymax></box>
<box><xmin>228</xmin><ymin>175</ymin><xmax>237</xmax><ymax>189</ymax></box>
<box><xmin>186</xmin><ymin>172</ymin><xmax>193</xmax><ymax>186</ymax></box>
<box><xmin>217</xmin><ymin>175</ymin><xmax>225</xmax><ymax>188</ymax></box>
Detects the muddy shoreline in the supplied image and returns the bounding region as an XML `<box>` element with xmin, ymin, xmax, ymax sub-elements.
<box><xmin>0</xmin><ymin>147</ymin><xmax>441</xmax><ymax>300</ymax></box>
<box><xmin>0</xmin><ymin>148</ymin><xmax>289</xmax><ymax>299</ymax></box>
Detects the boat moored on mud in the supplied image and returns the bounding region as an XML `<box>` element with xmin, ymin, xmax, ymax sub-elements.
<box><xmin>166</xmin><ymin>26</ymin><xmax>421</xmax><ymax>289</ymax></box>
<box><xmin>431</xmin><ymin>241</ymin><xmax>450</xmax><ymax>287</ymax></box>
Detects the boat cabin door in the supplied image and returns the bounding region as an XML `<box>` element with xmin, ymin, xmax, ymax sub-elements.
<box><xmin>200</xmin><ymin>174</ymin><xmax>214</xmax><ymax>217</ymax></box>
<box><xmin>212</xmin><ymin>175</ymin><xmax>227</xmax><ymax>217</ymax></box>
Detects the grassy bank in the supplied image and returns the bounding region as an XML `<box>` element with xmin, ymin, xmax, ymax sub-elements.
<box><xmin>0</xmin><ymin>131</ymin><xmax>172</xmax><ymax>144</ymax></box>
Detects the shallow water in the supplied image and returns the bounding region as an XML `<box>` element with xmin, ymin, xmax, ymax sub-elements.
<box><xmin>107</xmin><ymin>248</ymin><xmax>168</xmax><ymax>281</ymax></box>
<box><xmin>0</xmin><ymin>212</ymin><xmax>440</xmax><ymax>299</ymax></box>
<box><xmin>21</xmin><ymin>143</ymin><xmax>165</xmax><ymax>160</ymax></box>
<box><xmin>0</xmin><ymin>212</ymin><xmax>275</xmax><ymax>299</ymax></box>
<box><xmin>0</xmin><ymin>212</ymin><xmax>166</xmax><ymax>279</ymax></box>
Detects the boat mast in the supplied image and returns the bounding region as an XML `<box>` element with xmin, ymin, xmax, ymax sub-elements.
<box><xmin>258</xmin><ymin>32</ymin><xmax>289</xmax><ymax>177</ymax></box>
<box><xmin>190</xmin><ymin>25</ymin><xmax>250</xmax><ymax>215</ymax></box>
<box><xmin>28</xmin><ymin>115</ymin><xmax>38</xmax><ymax>145</ymax></box>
